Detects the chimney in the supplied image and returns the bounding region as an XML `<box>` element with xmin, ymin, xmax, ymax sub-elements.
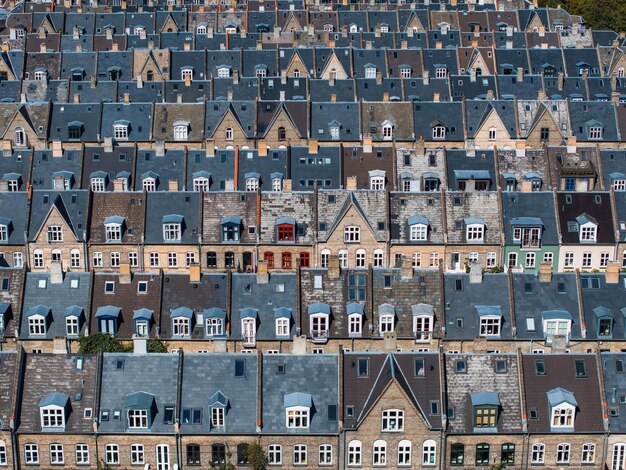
<box><xmin>557</xmin><ymin>72</ymin><xmax>564</xmax><ymax>91</ymax></box>
<box><xmin>469</xmin><ymin>68</ymin><xmax>476</xmax><ymax>83</ymax></box>
<box><xmin>73</xmin><ymin>93</ymin><xmax>80</xmax><ymax>103</ymax></box>
<box><xmin>38</xmin><ymin>28</ymin><xmax>46</xmax><ymax>40</ymax></box>
<box><xmin>471</xmin><ymin>39</ymin><xmax>478</xmax><ymax>48</ymax></box>
<box><xmin>612</xmin><ymin>91</ymin><xmax>620</xmax><ymax>104</ymax></box>
<box><xmin>282</xmin><ymin>179</ymin><xmax>292</xmax><ymax>192</ymax></box>
<box><xmin>104</xmin><ymin>137</ymin><xmax>113</xmax><ymax>153</ymax></box>
<box><xmin>189</xmin><ymin>264</ymin><xmax>201</xmax><ymax>283</ymax></box>
<box><xmin>308</xmin><ymin>139</ymin><xmax>318</xmax><ymax>154</ymax></box>
<box><xmin>155</xmin><ymin>141</ymin><xmax>165</xmax><ymax>157</ymax></box>
<box><xmin>0</xmin><ymin>180</ymin><xmax>7</xmax><ymax>192</ymax></box>
<box><xmin>50</xmin><ymin>261</ymin><xmax>64</xmax><ymax>284</ymax></box>
<box><xmin>538</xmin><ymin>25</ymin><xmax>545</xmax><ymax>37</ymax></box>
<box><xmin>119</xmin><ymin>263</ymin><xmax>132</xmax><ymax>284</ymax></box>
<box><xmin>133</xmin><ymin>336</ymin><xmax>148</xmax><ymax>354</ymax></box>
<box><xmin>328</xmin><ymin>255</ymin><xmax>340</xmax><ymax>279</ymax></box>
<box><xmin>346</xmin><ymin>176</ymin><xmax>357</xmax><ymax>189</ymax></box>
<box><xmin>612</xmin><ymin>39</ymin><xmax>620</xmax><ymax>47</ymax></box>
<box><xmin>401</xmin><ymin>40</ymin><xmax>408</xmax><ymax>49</ymax></box>
<box><xmin>137</xmin><ymin>75</ymin><xmax>144</xmax><ymax>88</ymax></box>
<box><xmin>52</xmin><ymin>175</ymin><xmax>65</xmax><ymax>191</ymax></box>
<box><xmin>363</xmin><ymin>137</ymin><xmax>373</xmax><ymax>153</ymax></box>
<box><xmin>383</xmin><ymin>332</ymin><xmax>397</xmax><ymax>352</ymax></box>
<box><xmin>423</xmin><ymin>70</ymin><xmax>430</xmax><ymax>85</ymax></box>
<box><xmin>39</xmin><ymin>42</ymin><xmax>47</xmax><ymax>53</ymax></box>
<box><xmin>177</xmin><ymin>93</ymin><xmax>183</xmax><ymax>103</ymax></box>
<box><xmin>258</xmin><ymin>140</ymin><xmax>268</xmax><ymax>157</ymax></box>
<box><xmin>113</xmin><ymin>179</ymin><xmax>125</xmax><ymax>192</ymax></box>
<box><xmin>376</xmin><ymin>71</ymin><xmax>382</xmax><ymax>85</ymax></box>
<box><xmin>233</xmin><ymin>70</ymin><xmax>239</xmax><ymax>84</ymax></box>
<box><xmin>486</xmin><ymin>89</ymin><xmax>494</xmax><ymax>100</ymax></box>
<box><xmin>506</xmin><ymin>40</ymin><xmax>513</xmax><ymax>49</ymax></box>
<box><xmin>75</xmin><ymin>44</ymin><xmax>82</xmax><ymax>53</ymax></box>
<box><xmin>72</xmin><ymin>26</ymin><xmax>80</xmax><ymax>40</ymax></box>
<box><xmin>168</xmin><ymin>179</ymin><xmax>179</xmax><ymax>192</ymax></box>
<box><xmin>520</xmin><ymin>180</ymin><xmax>533</xmax><ymax>192</ymax></box>
<box><xmin>146</xmin><ymin>37</ymin><xmax>152</xmax><ymax>47</ymax></box>
<box><xmin>279</xmin><ymin>90</ymin><xmax>285</xmax><ymax>101</ymax></box>
<box><xmin>621</xmin><ymin>31</ymin><xmax>626</xmax><ymax>39</ymax></box>
<box><xmin>469</xmin><ymin>262</ymin><xmax>483</xmax><ymax>284</ymax></box>
<box><xmin>52</xmin><ymin>337</ymin><xmax>68</xmax><ymax>354</ymax></box>
<box><xmin>106</xmin><ymin>28</ymin><xmax>113</xmax><ymax>40</ymax></box>
<box><xmin>52</xmin><ymin>140</ymin><xmax>63</xmax><ymax>158</ymax></box>
<box><xmin>433</xmin><ymin>92</ymin><xmax>440</xmax><ymax>102</ymax></box>
<box><xmin>183</xmin><ymin>42</ymin><xmax>191</xmax><ymax>51</ymax></box>
<box><xmin>517</xmin><ymin>67</ymin><xmax>524</xmax><ymax>82</ymax></box>
<box><xmin>330</xmin><ymin>93</ymin><xmax>337</xmax><ymax>102</ymax></box>
<box><xmin>382</xmin><ymin>92</ymin><xmax>389</xmax><ymax>102</ymax></box>
<box><xmin>537</xmin><ymin>89</ymin><xmax>547</xmax><ymax>100</ymax></box>
<box><xmin>257</xmin><ymin>260</ymin><xmax>269</xmax><ymax>284</ymax></box>
<box><xmin>538</xmin><ymin>261</ymin><xmax>552</xmax><ymax>283</ymax></box>
<box><xmin>123</xmin><ymin>92</ymin><xmax>130</xmax><ymax>103</ymax></box>
<box><xmin>566</xmin><ymin>136</ymin><xmax>577</xmax><ymax>154</ymax></box>
<box><xmin>401</xmin><ymin>256</ymin><xmax>413</xmax><ymax>279</ymax></box>
<box><xmin>435</xmin><ymin>41</ymin><xmax>442</xmax><ymax>49</ymax></box>
<box><xmin>111</xmin><ymin>42</ymin><xmax>119</xmax><ymax>52</ymax></box>
<box><xmin>227</xmin><ymin>88</ymin><xmax>233</xmax><ymax>101</ymax></box>
<box><xmin>606</xmin><ymin>262</ymin><xmax>620</xmax><ymax>284</ymax></box>
<box><xmin>365</xmin><ymin>40</ymin><xmax>372</xmax><ymax>49</ymax></box>
<box><xmin>581</xmin><ymin>68</ymin><xmax>588</xmax><ymax>80</ymax></box>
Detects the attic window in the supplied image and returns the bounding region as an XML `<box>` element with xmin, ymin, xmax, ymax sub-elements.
<box><xmin>173</xmin><ymin>123</ymin><xmax>189</xmax><ymax>141</ymax></box>
<box><xmin>113</xmin><ymin>123</ymin><xmax>128</xmax><ymax>141</ymax></box>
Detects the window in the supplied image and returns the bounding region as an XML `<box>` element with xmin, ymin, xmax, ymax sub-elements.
<box><xmin>128</xmin><ymin>409</ymin><xmax>148</xmax><ymax>429</ymax></box>
<box><xmin>105</xmin><ymin>223</ymin><xmax>122</xmax><ymax>241</ymax></box>
<box><xmin>105</xmin><ymin>444</ymin><xmax>119</xmax><ymax>465</ymax></box>
<box><xmin>525</xmin><ymin>252</ymin><xmax>536</xmax><ymax>269</ymax></box>
<box><xmin>211</xmin><ymin>407</ymin><xmax>224</xmax><ymax>428</ymax></box>
<box><xmin>319</xmin><ymin>445</ymin><xmax>332</xmax><ymax>465</ymax></box>
<box><xmin>181</xmin><ymin>68</ymin><xmax>193</xmax><ymax>81</ymax></box>
<box><xmin>552</xmin><ymin>406</ymin><xmax>574</xmax><ymax>428</ymax></box>
<box><xmin>365</xmin><ymin>67</ymin><xmax>377</xmax><ymax>79</ymax></box>
<box><xmin>348</xmin><ymin>441</ymin><xmax>361</xmax><ymax>466</ymax></box>
<box><xmin>414</xmin><ymin>315</ymin><xmax>433</xmax><ymax>341</ymax></box>
<box><xmin>186</xmin><ymin>444</ymin><xmax>200</xmax><ymax>466</ymax></box>
<box><xmin>380</xmin><ymin>314</ymin><xmax>394</xmax><ymax>333</ymax></box>
<box><xmin>225</xmin><ymin>127</ymin><xmax>234</xmax><ymax>141</ymax></box>
<box><xmin>143</xmin><ymin>177</ymin><xmax>156</xmax><ymax>192</ymax></box>
<box><xmin>66</xmin><ymin>316</ymin><xmax>79</xmax><ymax>336</ymax></box>
<box><xmin>278</xmin><ymin>224</ymin><xmax>295</xmax><ymax>241</ymax></box>
<box><xmin>173</xmin><ymin>125</ymin><xmax>188</xmax><ymax>141</ymax></box>
<box><xmin>276</xmin><ymin>318</ymin><xmax>289</xmax><ymax>337</ymax></box>
<box><xmin>556</xmin><ymin>443</ymin><xmax>570</xmax><ymax>464</ymax></box>
<box><xmin>29</xmin><ymin>317</ymin><xmax>46</xmax><ymax>336</ymax></box>
<box><xmin>382</xmin><ymin>122</ymin><xmax>393</xmax><ymax>140</ymax></box>
<box><xmin>422</xmin><ymin>440</ymin><xmax>436</xmax><ymax>466</ymax></box>
<box><xmin>488</xmin><ymin>127</ymin><xmax>497</xmax><ymax>140</ymax></box>
<box><xmin>206</xmin><ymin>252</ymin><xmax>217</xmax><ymax>269</ymax></box>
<box><xmin>211</xmin><ymin>444</ymin><xmax>226</xmax><ymax>466</ymax></box>
<box><xmin>286</xmin><ymin>407</ymin><xmax>309</xmax><ymax>428</ymax></box>
<box><xmin>370</xmin><ymin>176</ymin><xmax>385</xmax><ymax>190</ymax></box>
<box><xmin>451</xmin><ymin>443</ymin><xmax>464</xmax><ymax>465</ymax></box>
<box><xmin>475</xmin><ymin>444</ymin><xmax>489</xmax><ymax>465</ymax></box>
<box><xmin>565</xmin><ymin>252</ymin><xmax>574</xmax><ymax>268</ymax></box>
<box><xmin>589</xmin><ymin>127</ymin><xmax>602</xmax><ymax>140</ymax></box>
<box><xmin>382</xmin><ymin>409</ymin><xmax>404</xmax><ymax>431</ymax></box>
<box><xmin>163</xmin><ymin>223</ymin><xmax>181</xmax><ymax>241</ymax></box>
<box><xmin>272</xmin><ymin>178</ymin><xmax>282</xmax><ymax>191</ymax></box>
<box><xmin>246</xmin><ymin>177</ymin><xmax>259</xmax><ymax>191</ymax></box>
<box><xmin>479</xmin><ymin>316</ymin><xmax>501</xmax><ymax>337</ymax></box>
<box><xmin>501</xmin><ymin>444</ymin><xmax>515</xmax><ymax>465</ymax></box>
<box><xmin>356</xmin><ymin>250</ymin><xmax>366</xmax><ymax>268</ymax></box>
<box><xmin>398</xmin><ymin>440</ymin><xmax>411</xmax><ymax>466</ymax></box>
<box><xmin>75</xmin><ymin>444</ymin><xmax>89</xmax><ymax>465</ymax></box>
<box><xmin>432</xmin><ymin>125</ymin><xmax>446</xmax><ymax>139</ymax></box>
<box><xmin>47</xmin><ymin>226</ymin><xmax>63</xmax><ymax>243</ymax></box>
<box><xmin>25</xmin><ymin>444</ymin><xmax>39</xmax><ymax>464</ymax></box>
<box><xmin>149</xmin><ymin>252</ymin><xmax>160</xmax><ymax>267</ymax></box>
<box><xmin>49</xmin><ymin>444</ymin><xmax>64</xmax><ymax>464</ymax></box>
<box><xmin>374</xmin><ymin>250</ymin><xmax>384</xmax><ymax>267</ymax></box>
<box><xmin>580</xmin><ymin>224</ymin><xmax>597</xmax><ymax>242</ymax></box>
<box><xmin>14</xmin><ymin>127</ymin><xmax>26</xmax><ymax>147</ymax></box>
<box><xmin>466</xmin><ymin>224</ymin><xmax>484</xmax><ymax>241</ymax></box>
<box><xmin>582</xmin><ymin>252</ymin><xmax>592</xmax><ymax>268</ymax></box>
<box><xmin>205</xmin><ymin>318</ymin><xmax>224</xmax><ymax>337</ymax></box>
<box><xmin>474</xmin><ymin>406</ymin><xmax>497</xmax><ymax>428</ymax></box>
<box><xmin>435</xmin><ymin>67</ymin><xmax>447</xmax><ymax>78</ymax></box>
<box><xmin>172</xmin><ymin>318</ymin><xmax>190</xmax><ymax>337</ymax></box>
<box><xmin>582</xmin><ymin>443</ymin><xmax>595</xmax><ymax>464</ymax></box>
<box><xmin>531</xmin><ymin>443</ymin><xmax>545</xmax><ymax>464</ymax></box>
<box><xmin>294</xmin><ymin>445</ymin><xmax>307</xmax><ymax>465</ymax></box>
<box><xmin>168</xmin><ymin>252</ymin><xmax>178</xmax><ymax>268</ymax></box>
<box><xmin>349</xmin><ymin>314</ymin><xmax>362</xmax><ymax>337</ymax></box>
<box><xmin>113</xmin><ymin>124</ymin><xmax>128</xmax><ymax>140</ymax></box>
<box><xmin>410</xmin><ymin>224</ymin><xmax>428</xmax><ymax>241</ymax></box>
<box><xmin>131</xmin><ymin>444</ymin><xmax>144</xmax><ymax>465</ymax></box>
<box><xmin>373</xmin><ymin>440</ymin><xmax>387</xmax><ymax>466</ymax></box>
<box><xmin>268</xmin><ymin>444</ymin><xmax>282</xmax><ymax>465</ymax></box>
<box><xmin>344</xmin><ymin>226</ymin><xmax>360</xmax><ymax>243</ymax></box>
<box><xmin>282</xmin><ymin>252</ymin><xmax>292</xmax><ymax>269</ymax></box>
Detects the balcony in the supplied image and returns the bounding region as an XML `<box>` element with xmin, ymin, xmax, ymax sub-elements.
<box><xmin>310</xmin><ymin>329</ymin><xmax>329</xmax><ymax>344</ymax></box>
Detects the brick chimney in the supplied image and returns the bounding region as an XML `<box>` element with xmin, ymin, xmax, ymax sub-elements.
<box><xmin>257</xmin><ymin>260</ymin><xmax>269</xmax><ymax>284</ymax></box>
<box><xmin>50</xmin><ymin>261</ymin><xmax>64</xmax><ymax>284</ymax></box>
<box><xmin>538</xmin><ymin>261</ymin><xmax>552</xmax><ymax>283</ymax></box>
<box><xmin>606</xmin><ymin>262</ymin><xmax>620</xmax><ymax>284</ymax></box>
<box><xmin>119</xmin><ymin>263</ymin><xmax>132</xmax><ymax>284</ymax></box>
<box><xmin>401</xmin><ymin>256</ymin><xmax>413</xmax><ymax>279</ymax></box>
<box><xmin>346</xmin><ymin>176</ymin><xmax>357</xmax><ymax>189</ymax></box>
<box><xmin>189</xmin><ymin>264</ymin><xmax>201</xmax><ymax>283</ymax></box>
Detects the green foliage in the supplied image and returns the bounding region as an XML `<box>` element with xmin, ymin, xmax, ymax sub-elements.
<box><xmin>245</xmin><ymin>443</ymin><xmax>267</xmax><ymax>470</ymax></box>
<box><xmin>537</xmin><ymin>0</ymin><xmax>626</xmax><ymax>32</ymax></box>
<box><xmin>77</xmin><ymin>333</ymin><xmax>127</xmax><ymax>353</ymax></box>
<box><xmin>489</xmin><ymin>463</ymin><xmax>506</xmax><ymax>470</ymax></box>
<box><xmin>210</xmin><ymin>446</ymin><xmax>236</xmax><ymax>470</ymax></box>
<box><xmin>147</xmin><ymin>338</ymin><xmax>168</xmax><ymax>353</ymax></box>
<box><xmin>486</xmin><ymin>265</ymin><xmax>505</xmax><ymax>273</ymax></box>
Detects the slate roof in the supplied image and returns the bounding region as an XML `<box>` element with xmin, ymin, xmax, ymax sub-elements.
<box><xmin>601</xmin><ymin>353</ymin><xmax>626</xmax><ymax>432</ymax></box>
<box><xmin>580</xmin><ymin>274</ymin><xmax>626</xmax><ymax>341</ymax></box>
<box><xmin>99</xmin><ymin>353</ymin><xmax>178</xmax><ymax>433</ymax></box>
<box><xmin>261</xmin><ymin>354</ymin><xmax>338</xmax><ymax>434</ymax></box>
<box><xmin>556</xmin><ymin>192</ymin><xmax>615</xmax><ymax>244</ymax></box>
<box><xmin>144</xmin><ymin>192</ymin><xmax>201</xmax><ymax>244</ymax></box>
<box><xmin>501</xmin><ymin>191</ymin><xmax>559</xmax><ymax>245</ymax></box>
<box><xmin>28</xmin><ymin>190</ymin><xmax>90</xmax><ymax>242</ymax></box>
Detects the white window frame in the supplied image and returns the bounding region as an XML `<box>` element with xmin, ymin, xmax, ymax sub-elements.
<box><xmin>551</xmin><ymin>404</ymin><xmax>575</xmax><ymax>429</ymax></box>
<box><xmin>466</xmin><ymin>224</ymin><xmax>485</xmax><ymax>242</ymax></box>
<box><xmin>422</xmin><ymin>440</ymin><xmax>436</xmax><ymax>466</ymax></box>
<box><xmin>319</xmin><ymin>444</ymin><xmax>332</xmax><ymax>465</ymax></box>
<box><xmin>246</xmin><ymin>178</ymin><xmax>259</xmax><ymax>192</ymax></box>
<box><xmin>66</xmin><ymin>316</ymin><xmax>79</xmax><ymax>336</ymax></box>
<box><xmin>382</xmin><ymin>122</ymin><xmax>393</xmax><ymax>140</ymax></box>
<box><xmin>91</xmin><ymin>177</ymin><xmax>106</xmax><ymax>192</ymax></box>
<box><xmin>294</xmin><ymin>444</ymin><xmax>307</xmax><ymax>465</ymax></box>
<box><xmin>41</xmin><ymin>406</ymin><xmax>64</xmax><ymax>428</ymax></box>
<box><xmin>268</xmin><ymin>444</ymin><xmax>282</xmax><ymax>465</ymax></box>
<box><xmin>398</xmin><ymin>440</ymin><xmax>411</xmax><ymax>466</ymax></box>
<box><xmin>193</xmin><ymin>177</ymin><xmax>209</xmax><ymax>192</ymax></box>
<box><xmin>556</xmin><ymin>443</ymin><xmax>571</xmax><ymax>464</ymax></box>
<box><xmin>113</xmin><ymin>124</ymin><xmax>128</xmax><ymax>140</ymax></box>
<box><xmin>127</xmin><ymin>409</ymin><xmax>148</xmax><ymax>429</ymax></box>
<box><xmin>25</xmin><ymin>444</ymin><xmax>39</xmax><ymax>464</ymax></box>
<box><xmin>163</xmin><ymin>223</ymin><xmax>182</xmax><ymax>241</ymax></box>
<box><xmin>105</xmin><ymin>223</ymin><xmax>122</xmax><ymax>242</ymax></box>
<box><xmin>276</xmin><ymin>317</ymin><xmax>289</xmax><ymax>336</ymax></box>
<box><xmin>130</xmin><ymin>444</ymin><xmax>144</xmax><ymax>465</ymax></box>
<box><xmin>75</xmin><ymin>444</ymin><xmax>89</xmax><ymax>465</ymax></box>
<box><xmin>348</xmin><ymin>440</ymin><xmax>361</xmax><ymax>466</ymax></box>
<box><xmin>205</xmin><ymin>318</ymin><xmax>224</xmax><ymax>337</ymax></box>
<box><xmin>373</xmin><ymin>440</ymin><xmax>387</xmax><ymax>466</ymax></box>
<box><xmin>580</xmin><ymin>222</ymin><xmax>597</xmax><ymax>242</ymax></box>
<box><xmin>105</xmin><ymin>444</ymin><xmax>119</xmax><ymax>465</ymax></box>
<box><xmin>381</xmin><ymin>409</ymin><xmax>404</xmax><ymax>431</ymax></box>
<box><xmin>344</xmin><ymin>226</ymin><xmax>360</xmax><ymax>243</ymax></box>
<box><xmin>286</xmin><ymin>406</ymin><xmax>310</xmax><ymax>429</ymax></box>
<box><xmin>173</xmin><ymin>125</ymin><xmax>188</xmax><ymax>141</ymax></box>
<box><xmin>47</xmin><ymin>225</ymin><xmax>63</xmax><ymax>243</ymax></box>
<box><xmin>432</xmin><ymin>125</ymin><xmax>445</xmax><ymax>139</ymax></box>
<box><xmin>588</xmin><ymin>127</ymin><xmax>602</xmax><ymax>140</ymax></box>
<box><xmin>531</xmin><ymin>443</ymin><xmax>545</xmax><ymax>464</ymax></box>
<box><xmin>582</xmin><ymin>443</ymin><xmax>596</xmax><ymax>464</ymax></box>
<box><xmin>50</xmin><ymin>443</ymin><xmax>64</xmax><ymax>465</ymax></box>
<box><xmin>380</xmin><ymin>314</ymin><xmax>394</xmax><ymax>333</ymax></box>
<box><xmin>479</xmin><ymin>316</ymin><xmax>501</xmax><ymax>337</ymax></box>
<box><xmin>414</xmin><ymin>315</ymin><xmax>433</xmax><ymax>341</ymax></box>
<box><xmin>410</xmin><ymin>224</ymin><xmax>428</xmax><ymax>241</ymax></box>
<box><xmin>172</xmin><ymin>317</ymin><xmax>190</xmax><ymax>336</ymax></box>
<box><xmin>29</xmin><ymin>316</ymin><xmax>46</xmax><ymax>336</ymax></box>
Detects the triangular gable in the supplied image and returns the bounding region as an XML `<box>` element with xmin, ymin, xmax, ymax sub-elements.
<box><xmin>526</xmin><ymin>103</ymin><xmax>562</xmax><ymax>139</ymax></box>
<box><xmin>405</xmin><ymin>12</ymin><xmax>426</xmax><ymax>33</ymax></box>
<box><xmin>283</xmin><ymin>11</ymin><xmax>304</xmax><ymax>32</ymax></box>
<box><xmin>284</xmin><ymin>51</ymin><xmax>309</xmax><ymax>77</ymax></box>
<box><xmin>139</xmin><ymin>51</ymin><xmax>167</xmax><ymax>81</ymax></box>
<box><xmin>0</xmin><ymin>54</ymin><xmax>16</xmax><ymax>80</ymax></box>
<box><xmin>37</xmin><ymin>15</ymin><xmax>57</xmax><ymax>35</ymax></box>
<box><xmin>320</xmin><ymin>52</ymin><xmax>348</xmax><ymax>80</ymax></box>
<box><xmin>263</xmin><ymin>103</ymin><xmax>304</xmax><ymax>139</ymax></box>
<box><xmin>210</xmin><ymin>104</ymin><xmax>247</xmax><ymax>138</ymax></box>
<box><xmin>323</xmin><ymin>192</ymin><xmax>382</xmax><ymax>243</ymax></box>
<box><xmin>525</xmin><ymin>11</ymin><xmax>543</xmax><ymax>32</ymax></box>
<box><xmin>1</xmin><ymin>105</ymin><xmax>36</xmax><ymax>140</ymax></box>
<box><xmin>160</xmin><ymin>14</ymin><xmax>179</xmax><ymax>33</ymax></box>
<box><xmin>356</xmin><ymin>355</ymin><xmax>432</xmax><ymax>429</ymax></box>
<box><xmin>467</xmin><ymin>49</ymin><xmax>492</xmax><ymax>75</ymax></box>
<box><xmin>33</xmin><ymin>195</ymin><xmax>79</xmax><ymax>242</ymax></box>
<box><xmin>476</xmin><ymin>104</ymin><xmax>513</xmax><ymax>139</ymax></box>
<box><xmin>609</xmin><ymin>50</ymin><xmax>626</xmax><ymax>77</ymax></box>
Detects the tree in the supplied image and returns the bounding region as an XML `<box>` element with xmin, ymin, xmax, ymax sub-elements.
<box><xmin>147</xmin><ymin>339</ymin><xmax>168</xmax><ymax>353</ymax></box>
<box><xmin>245</xmin><ymin>443</ymin><xmax>267</xmax><ymax>470</ymax></box>
<box><xmin>77</xmin><ymin>333</ymin><xmax>127</xmax><ymax>353</ymax></box>
<box><xmin>536</xmin><ymin>0</ymin><xmax>626</xmax><ymax>32</ymax></box>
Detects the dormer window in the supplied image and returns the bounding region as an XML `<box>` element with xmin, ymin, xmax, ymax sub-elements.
<box><xmin>435</xmin><ymin>67</ymin><xmax>447</xmax><ymax>78</ymax></box>
<box><xmin>272</xmin><ymin>177</ymin><xmax>282</xmax><ymax>192</ymax></box>
<box><xmin>0</xmin><ymin>218</ymin><xmax>11</xmax><ymax>242</ymax></box>
<box><xmin>347</xmin><ymin>303</ymin><xmax>363</xmax><ymax>337</ymax></box>
<box><xmin>409</xmin><ymin>215</ymin><xmax>429</xmax><ymax>241</ymax></box>
<box><xmin>173</xmin><ymin>122</ymin><xmax>189</xmax><ymax>141</ymax></box>
<box><xmin>68</xmin><ymin>121</ymin><xmax>83</xmax><ymax>140</ymax></box>
<box><xmin>209</xmin><ymin>391</ymin><xmax>228</xmax><ymax>429</ymax></box>
<box><xmin>285</xmin><ymin>393</ymin><xmax>312</xmax><ymax>428</ymax></box>
<box><xmin>203</xmin><ymin>308</ymin><xmax>225</xmax><ymax>337</ymax></box>
<box><xmin>364</xmin><ymin>65</ymin><xmax>377</xmax><ymax>79</ymax></box>
<box><xmin>217</xmin><ymin>67</ymin><xmax>230</xmax><ymax>78</ymax></box>
<box><xmin>192</xmin><ymin>172</ymin><xmax>210</xmax><ymax>192</ymax></box>
<box><xmin>171</xmin><ymin>307</ymin><xmax>192</xmax><ymax>337</ymax></box>
<box><xmin>133</xmin><ymin>308</ymin><xmax>152</xmax><ymax>337</ymax></box>
<box><xmin>275</xmin><ymin>308</ymin><xmax>291</xmax><ymax>337</ymax></box>
<box><xmin>104</xmin><ymin>216</ymin><xmax>124</xmax><ymax>242</ymax></box>
<box><xmin>542</xmin><ymin>310</ymin><xmax>572</xmax><ymax>344</ymax></box>
<box><xmin>548</xmin><ymin>388</ymin><xmax>576</xmax><ymax>431</ymax></box>
<box><xmin>34</xmin><ymin>69</ymin><xmax>47</xmax><ymax>81</ymax></box>
<box><xmin>196</xmin><ymin>24</ymin><xmax>207</xmax><ymax>34</ymax></box>
<box><xmin>588</xmin><ymin>126</ymin><xmax>602</xmax><ymax>140</ymax></box>
<box><xmin>221</xmin><ymin>216</ymin><xmax>241</xmax><ymax>242</ymax></box>
<box><xmin>511</xmin><ymin>218</ymin><xmax>542</xmax><ymax>248</ymax></box>
<box><xmin>143</xmin><ymin>176</ymin><xmax>156</xmax><ymax>192</ymax></box>
<box><xmin>323</xmin><ymin>24</ymin><xmax>334</xmax><ymax>33</ymax></box>
<box><xmin>477</xmin><ymin>306</ymin><xmax>502</xmax><ymax>337</ymax></box>
<box><xmin>181</xmin><ymin>67</ymin><xmax>193</xmax><ymax>81</ymax></box>
<box><xmin>13</xmin><ymin>126</ymin><xmax>27</xmax><ymax>147</ymax></box>
<box><xmin>39</xmin><ymin>393</ymin><xmax>69</xmax><ymax>430</ymax></box>
<box><xmin>465</xmin><ymin>219</ymin><xmax>485</xmax><ymax>242</ymax></box>
<box><xmin>163</xmin><ymin>215</ymin><xmax>183</xmax><ymax>241</ymax></box>
<box><xmin>277</xmin><ymin>217</ymin><xmax>296</xmax><ymax>242</ymax></box>
<box><xmin>96</xmin><ymin>305</ymin><xmax>120</xmax><ymax>335</ymax></box>
<box><xmin>65</xmin><ymin>307</ymin><xmax>82</xmax><ymax>336</ymax></box>
<box><xmin>412</xmin><ymin>303</ymin><xmax>434</xmax><ymax>341</ymax></box>
<box><xmin>381</xmin><ymin>120</ymin><xmax>393</xmax><ymax>140</ymax></box>
<box><xmin>400</xmin><ymin>66</ymin><xmax>411</xmax><ymax>79</ymax></box>
<box><xmin>471</xmin><ymin>392</ymin><xmax>500</xmax><ymax>429</ymax></box>
<box><xmin>28</xmin><ymin>305</ymin><xmax>50</xmax><ymax>335</ymax></box>
<box><xmin>379</xmin><ymin>24</ymin><xmax>389</xmax><ymax>33</ymax></box>
<box><xmin>329</xmin><ymin>120</ymin><xmax>340</xmax><ymax>140</ymax></box>
<box><xmin>309</xmin><ymin>303</ymin><xmax>330</xmax><ymax>343</ymax></box>
<box><xmin>133</xmin><ymin>26</ymin><xmax>145</xmax><ymax>35</ymax></box>
<box><xmin>379</xmin><ymin>304</ymin><xmax>395</xmax><ymax>334</ymax></box>
<box><xmin>255</xmin><ymin>65</ymin><xmax>267</xmax><ymax>79</ymax></box>
<box><xmin>577</xmin><ymin>214</ymin><xmax>597</xmax><ymax>242</ymax></box>
<box><xmin>594</xmin><ymin>307</ymin><xmax>613</xmax><ymax>338</ymax></box>
<box><xmin>611</xmin><ymin>173</ymin><xmax>626</xmax><ymax>191</ymax></box>
<box><xmin>369</xmin><ymin>170</ymin><xmax>386</xmax><ymax>190</ymax></box>
<box><xmin>350</xmin><ymin>24</ymin><xmax>358</xmax><ymax>33</ymax></box>
<box><xmin>432</xmin><ymin>124</ymin><xmax>446</xmax><ymax>139</ymax></box>
<box><xmin>113</xmin><ymin>121</ymin><xmax>129</xmax><ymax>141</ymax></box>
<box><xmin>246</xmin><ymin>177</ymin><xmax>259</xmax><ymax>192</ymax></box>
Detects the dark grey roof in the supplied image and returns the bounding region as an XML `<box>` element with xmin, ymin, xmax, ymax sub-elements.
<box><xmin>569</xmin><ymin>101</ymin><xmax>620</xmax><ymax>141</ymax></box>
<box><xmin>28</xmin><ymin>190</ymin><xmax>89</xmax><ymax>242</ymax></box>
<box><xmin>144</xmin><ymin>192</ymin><xmax>200</xmax><ymax>244</ymax></box>
<box><xmin>49</xmin><ymin>103</ymin><xmax>101</xmax><ymax>142</ymax></box>
<box><xmin>581</xmin><ymin>274</ymin><xmax>626</xmax><ymax>341</ymax></box>
<box><xmin>0</xmin><ymin>192</ymin><xmax>28</xmax><ymax>245</ymax></box>
<box><xmin>501</xmin><ymin>192</ymin><xmax>559</xmax><ymax>245</ymax></box>
<box><xmin>601</xmin><ymin>352</ymin><xmax>626</xmax><ymax>432</ymax></box>
<box><xmin>134</xmin><ymin>148</ymin><xmax>185</xmax><ymax>191</ymax></box>
<box><xmin>261</xmin><ymin>354</ymin><xmax>338</xmax><ymax>434</ymax></box>
<box><xmin>31</xmin><ymin>149</ymin><xmax>82</xmax><ymax>190</ymax></box>
<box><xmin>101</xmin><ymin>103</ymin><xmax>153</xmax><ymax>142</ymax></box>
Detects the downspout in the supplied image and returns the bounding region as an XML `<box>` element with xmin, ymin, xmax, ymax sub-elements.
<box><xmin>234</xmin><ymin>145</ymin><xmax>240</xmax><ymax>190</ymax></box>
